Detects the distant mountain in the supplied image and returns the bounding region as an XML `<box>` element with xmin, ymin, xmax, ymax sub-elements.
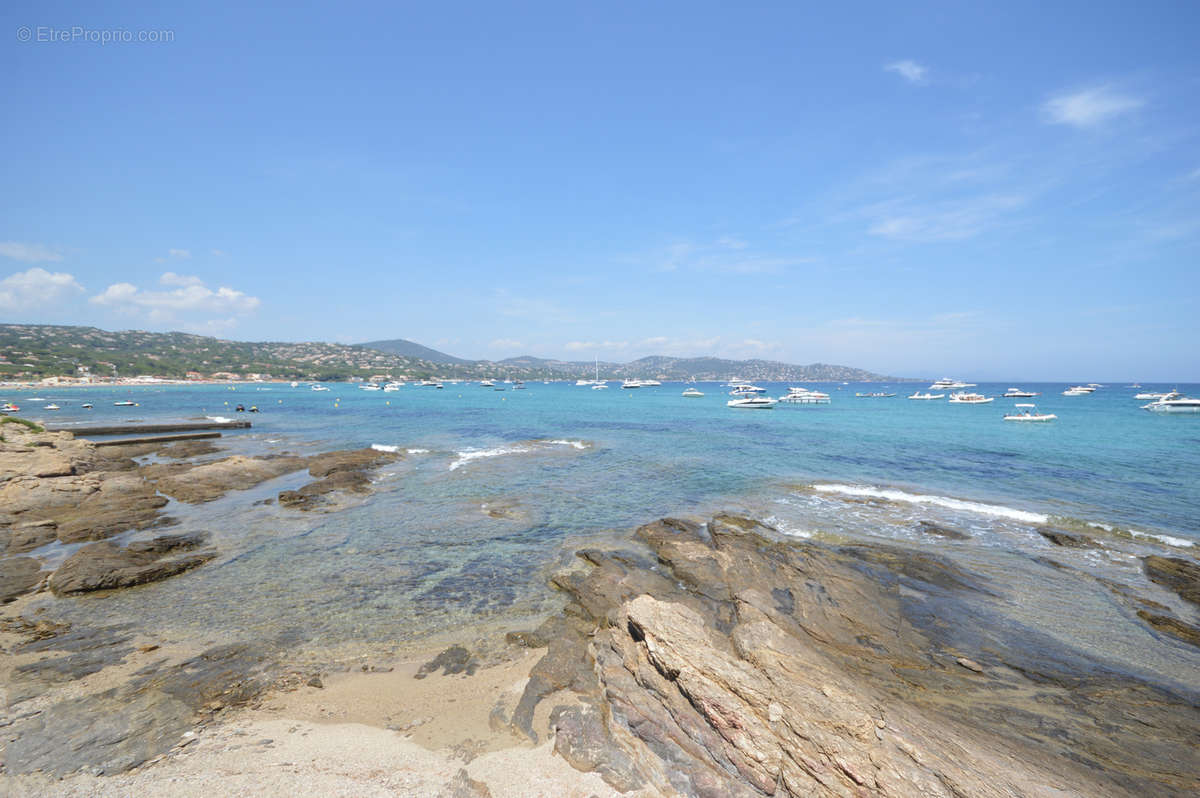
<box><xmin>0</xmin><ymin>324</ymin><xmax>911</xmax><ymax>383</ymax></box>
<box><xmin>359</xmin><ymin>338</ymin><xmax>468</xmax><ymax>364</ymax></box>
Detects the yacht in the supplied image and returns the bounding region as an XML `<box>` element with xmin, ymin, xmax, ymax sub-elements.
<box><xmin>855</xmin><ymin>391</ymin><xmax>896</xmax><ymax>398</ymax></box>
<box><xmin>780</xmin><ymin>387</ymin><xmax>830</xmax><ymax>404</ymax></box>
<box><xmin>729</xmin><ymin>384</ymin><xmax>767</xmax><ymax>396</ymax></box>
<box><xmin>930</xmin><ymin>378</ymin><xmax>974</xmax><ymax>390</ymax></box>
<box><xmin>1062</xmin><ymin>386</ymin><xmax>1092</xmax><ymax>396</ymax></box>
<box><xmin>682</xmin><ymin>387</ymin><xmax>704</xmax><ymax>398</ymax></box>
<box><xmin>1004</xmin><ymin>403</ymin><xmax>1056</xmax><ymax>422</ymax></box>
<box><xmin>1134</xmin><ymin>390</ymin><xmax>1171</xmax><ymax>400</ymax></box>
<box><xmin>908</xmin><ymin>391</ymin><xmax>944</xmax><ymax>400</ymax></box>
<box><xmin>1003</xmin><ymin>388</ymin><xmax>1039</xmax><ymax>398</ymax></box>
<box><xmin>480</xmin><ymin>379</ymin><xmax>495</xmax><ymax>387</ymax></box>
<box><xmin>948</xmin><ymin>392</ymin><xmax>993</xmax><ymax>404</ymax></box>
<box><xmin>641</xmin><ymin>379</ymin><xmax>662</xmax><ymax>387</ymax></box>
<box><xmin>311</xmin><ymin>384</ymin><xmax>330</xmax><ymax>392</ymax></box>
<box><xmin>1142</xmin><ymin>392</ymin><xmax>1200</xmax><ymax>413</ymax></box>
<box><xmin>359</xmin><ymin>383</ymin><xmax>381</xmax><ymax>391</ymax></box>
<box><xmin>383</xmin><ymin>382</ymin><xmax>403</xmax><ymax>392</ymax></box>
<box><xmin>43</xmin><ymin>404</ymin><xmax>60</xmax><ymax>411</ymax></box>
<box><xmin>727</xmin><ymin>396</ymin><xmax>778</xmax><ymax>409</ymax></box>
<box><xmin>592</xmin><ymin>383</ymin><xmax>609</xmax><ymax>390</ymax></box>
<box><xmin>513</xmin><ymin>381</ymin><xmax>526</xmax><ymax>390</ymax></box>
<box><xmin>621</xmin><ymin>379</ymin><xmax>642</xmax><ymax>389</ymax></box>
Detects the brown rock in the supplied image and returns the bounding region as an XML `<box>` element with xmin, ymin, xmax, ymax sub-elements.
<box><xmin>306</xmin><ymin>447</ymin><xmax>398</xmax><ymax>478</ymax></box>
<box><xmin>1</xmin><ymin>556</ymin><xmax>44</xmax><ymax>603</ymax></box>
<box><xmin>151</xmin><ymin>455</ymin><xmax>307</xmax><ymax>503</ymax></box>
<box><xmin>1143</xmin><ymin>555</ymin><xmax>1200</xmax><ymax>607</ymax></box>
<box><xmin>1038</xmin><ymin>527</ymin><xmax>1100</xmax><ymax>548</ymax></box>
<box><xmin>49</xmin><ymin>533</ymin><xmax>214</xmax><ymax>595</ymax></box>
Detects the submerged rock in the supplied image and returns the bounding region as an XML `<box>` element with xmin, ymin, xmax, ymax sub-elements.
<box><xmin>48</xmin><ymin>532</ymin><xmax>214</xmax><ymax>595</ymax></box>
<box><xmin>917</xmin><ymin>520</ymin><xmax>971</xmax><ymax>540</ymax></box>
<box><xmin>415</xmin><ymin>645</ymin><xmax>478</xmax><ymax>678</ymax></box>
<box><xmin>1039</xmin><ymin>527</ymin><xmax>1101</xmax><ymax>548</ymax></box>
<box><xmin>278</xmin><ymin>447</ymin><xmax>398</xmax><ymax>510</ymax></box>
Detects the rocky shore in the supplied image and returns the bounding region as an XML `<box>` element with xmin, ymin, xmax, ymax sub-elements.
<box><xmin>3</xmin><ymin>423</ymin><xmax>1199</xmax><ymax>796</ymax></box>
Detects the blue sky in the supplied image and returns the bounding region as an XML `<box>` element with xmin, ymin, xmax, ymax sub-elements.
<box><xmin>2</xmin><ymin>1</ymin><xmax>1197</xmax><ymax>379</ymax></box>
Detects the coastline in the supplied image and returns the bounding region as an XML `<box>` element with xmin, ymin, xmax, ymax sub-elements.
<box><xmin>3</xmin><ymin>420</ymin><xmax>1199</xmax><ymax>795</ymax></box>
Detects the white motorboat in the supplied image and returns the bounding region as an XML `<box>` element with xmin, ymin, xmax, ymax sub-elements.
<box><xmin>591</xmin><ymin>383</ymin><xmax>608</xmax><ymax>390</ymax></box>
<box><xmin>311</xmin><ymin>384</ymin><xmax>330</xmax><ymax>392</ymax></box>
<box><xmin>930</xmin><ymin>378</ymin><xmax>974</xmax><ymax>390</ymax></box>
<box><xmin>727</xmin><ymin>396</ymin><xmax>778</xmax><ymax>409</ymax></box>
<box><xmin>729</xmin><ymin>385</ymin><xmax>766</xmax><ymax>396</ymax></box>
<box><xmin>641</xmin><ymin>379</ymin><xmax>662</xmax><ymax>387</ymax></box>
<box><xmin>1004</xmin><ymin>403</ymin><xmax>1056</xmax><ymax>422</ymax></box>
<box><xmin>480</xmin><ymin>380</ymin><xmax>495</xmax><ymax>387</ymax></box>
<box><xmin>621</xmin><ymin>379</ymin><xmax>642</xmax><ymax>389</ymax></box>
<box><xmin>682</xmin><ymin>387</ymin><xmax>704</xmax><ymax>397</ymax></box>
<box><xmin>359</xmin><ymin>383</ymin><xmax>381</xmax><ymax>391</ymax></box>
<box><xmin>1142</xmin><ymin>392</ymin><xmax>1200</xmax><ymax>413</ymax></box>
<box><xmin>383</xmin><ymin>382</ymin><xmax>403</xmax><ymax>392</ymax></box>
<box><xmin>948</xmin><ymin>392</ymin><xmax>993</xmax><ymax>404</ymax></box>
<box><xmin>908</xmin><ymin>392</ymin><xmax>944</xmax><ymax>400</ymax></box>
<box><xmin>1134</xmin><ymin>390</ymin><xmax>1171</xmax><ymax>400</ymax></box>
<box><xmin>855</xmin><ymin>392</ymin><xmax>896</xmax><ymax>398</ymax></box>
<box><xmin>114</xmin><ymin>400</ymin><xmax>138</xmax><ymax>406</ymax></box>
<box><xmin>81</xmin><ymin>403</ymin><xmax>93</xmax><ymax>409</ymax></box>
<box><xmin>2</xmin><ymin>403</ymin><xmax>18</xmax><ymax>412</ymax></box>
<box><xmin>1062</xmin><ymin>387</ymin><xmax>1090</xmax><ymax>396</ymax></box>
<box><xmin>1003</xmin><ymin>388</ymin><xmax>1039</xmax><ymax>398</ymax></box>
<box><xmin>780</xmin><ymin>387</ymin><xmax>830</xmax><ymax>404</ymax></box>
<box><xmin>290</xmin><ymin>381</ymin><xmax>299</xmax><ymax>388</ymax></box>
<box><xmin>43</xmin><ymin>404</ymin><xmax>61</xmax><ymax>411</ymax></box>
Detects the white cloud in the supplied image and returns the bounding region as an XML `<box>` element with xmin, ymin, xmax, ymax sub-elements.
<box><xmin>1042</xmin><ymin>86</ymin><xmax>1143</xmax><ymax>128</ymax></box>
<box><xmin>211</xmin><ymin>249</ymin><xmax>228</xmax><ymax>257</ymax></box>
<box><xmin>160</xmin><ymin>272</ymin><xmax>205</xmax><ymax>287</ymax></box>
<box><xmin>885</xmin><ymin>60</ymin><xmax>928</xmax><ymax>85</ymax></box>
<box><xmin>0</xmin><ymin>267</ymin><xmax>84</xmax><ymax>311</ymax></box>
<box><xmin>168</xmin><ymin>248</ymin><xmax>191</xmax><ymax>259</ymax></box>
<box><xmin>89</xmin><ymin>273</ymin><xmax>260</xmax><ymax>322</ymax></box>
<box><xmin>0</xmin><ymin>242</ymin><xmax>63</xmax><ymax>263</ymax></box>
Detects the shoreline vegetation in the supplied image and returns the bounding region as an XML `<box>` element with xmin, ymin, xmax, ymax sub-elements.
<box><xmin>0</xmin><ymin>323</ymin><xmax>907</xmax><ymax>384</ymax></box>
<box><xmin>2</xmin><ymin>426</ymin><xmax>1199</xmax><ymax>795</ymax></box>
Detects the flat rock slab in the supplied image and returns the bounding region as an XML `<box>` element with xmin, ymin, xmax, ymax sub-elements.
<box><xmin>150</xmin><ymin>455</ymin><xmax>308</xmax><ymax>503</ymax></box>
<box><xmin>0</xmin><ymin>556</ymin><xmax>44</xmax><ymax>603</ymax></box>
<box><xmin>49</xmin><ymin>532</ymin><xmax>214</xmax><ymax>595</ymax></box>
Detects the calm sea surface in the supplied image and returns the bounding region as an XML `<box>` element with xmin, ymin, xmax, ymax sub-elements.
<box><xmin>13</xmin><ymin>381</ymin><xmax>1200</xmax><ymax>687</ymax></box>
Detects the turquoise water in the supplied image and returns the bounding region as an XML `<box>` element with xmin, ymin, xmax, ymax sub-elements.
<box><xmin>23</xmin><ymin>380</ymin><xmax>1199</xmax><ymax>539</ymax></box>
<box><xmin>12</xmin><ymin>381</ymin><xmax>1200</xmax><ymax>682</ymax></box>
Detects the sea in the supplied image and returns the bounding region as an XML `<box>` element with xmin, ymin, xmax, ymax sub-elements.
<box><xmin>12</xmin><ymin>380</ymin><xmax>1200</xmax><ymax>690</ymax></box>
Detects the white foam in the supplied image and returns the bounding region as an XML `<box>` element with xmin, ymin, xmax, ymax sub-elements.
<box><xmin>1129</xmin><ymin>530</ymin><xmax>1195</xmax><ymax>548</ymax></box>
<box><xmin>763</xmin><ymin>515</ymin><xmax>813</xmax><ymax>539</ymax></box>
<box><xmin>371</xmin><ymin>444</ymin><xmax>400</xmax><ymax>453</ymax></box>
<box><xmin>406</xmin><ymin>448</ymin><xmax>430</xmax><ymax>455</ymax></box>
<box><xmin>810</xmin><ymin>483</ymin><xmax>1048</xmax><ymax>525</ymax></box>
<box><xmin>547</xmin><ymin>439</ymin><xmax>590</xmax><ymax>450</ymax></box>
<box><xmin>449</xmin><ymin>445</ymin><xmax>532</xmax><ymax>471</ymax></box>
<box><xmin>205</xmin><ymin>415</ymin><xmax>235</xmax><ymax>424</ymax></box>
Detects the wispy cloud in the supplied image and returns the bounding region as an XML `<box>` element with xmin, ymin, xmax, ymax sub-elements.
<box><xmin>641</xmin><ymin>237</ymin><xmax>813</xmax><ymax>275</ymax></box>
<box><xmin>159</xmin><ymin>272</ymin><xmax>205</xmax><ymax>288</ymax></box>
<box><xmin>0</xmin><ymin>241</ymin><xmax>63</xmax><ymax>263</ymax></box>
<box><xmin>1042</xmin><ymin>86</ymin><xmax>1143</xmax><ymax>128</ymax></box>
<box><xmin>862</xmin><ymin>193</ymin><xmax>1028</xmax><ymax>242</ymax></box>
<box><xmin>211</xmin><ymin>249</ymin><xmax>228</xmax><ymax>257</ymax></box>
<box><xmin>0</xmin><ymin>267</ymin><xmax>84</xmax><ymax>311</ymax></box>
<box><xmin>884</xmin><ymin>60</ymin><xmax>928</xmax><ymax>85</ymax></box>
<box><xmin>168</xmin><ymin>248</ymin><xmax>191</xmax><ymax>259</ymax></box>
